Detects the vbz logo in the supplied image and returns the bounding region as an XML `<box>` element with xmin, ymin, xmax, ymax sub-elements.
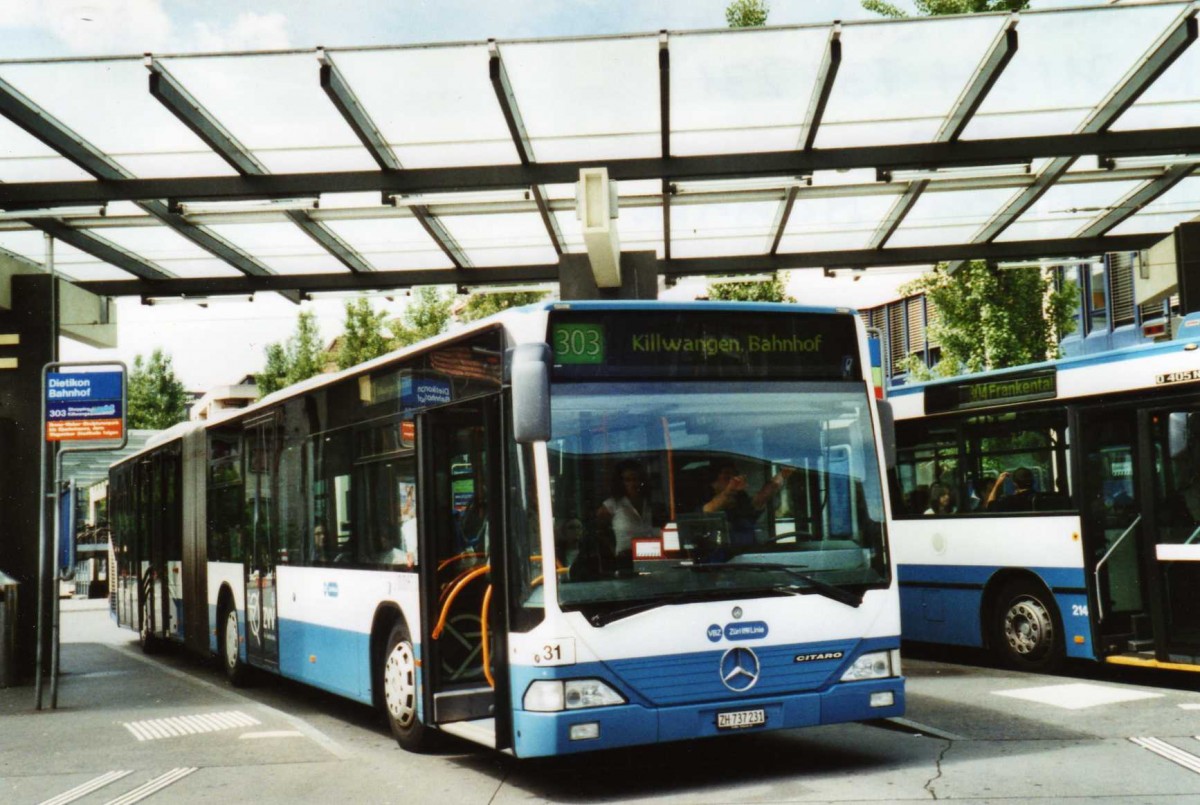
<box><xmin>707</xmin><ymin>624</ymin><xmax>723</xmax><ymax>643</ymax></box>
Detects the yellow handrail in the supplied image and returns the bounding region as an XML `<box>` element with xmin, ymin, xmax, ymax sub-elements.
<box><xmin>431</xmin><ymin>565</ymin><xmax>489</xmax><ymax>639</ymax></box>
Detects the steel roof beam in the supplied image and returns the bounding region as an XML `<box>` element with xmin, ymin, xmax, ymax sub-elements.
<box><xmin>769</xmin><ymin>23</ymin><xmax>841</xmax><ymax>254</ymax></box>
<box><xmin>409</xmin><ymin>204</ymin><xmax>470</xmax><ymax>269</ymax></box>
<box><xmin>150</xmin><ymin>57</ymin><xmax>374</xmax><ymax>275</ymax></box>
<box><xmin>9</xmin><ymin>125</ymin><xmax>1199</xmax><ymax>210</ymax></box>
<box><xmin>800</xmin><ymin>23</ymin><xmax>842</xmax><ymax>152</ymax></box>
<box><xmin>488</xmin><ymin>40</ymin><xmax>565</xmax><ymax>256</ymax></box>
<box><xmin>659</xmin><ymin>32</ymin><xmax>672</xmax><ymax>260</ymax></box>
<box><xmin>0</xmin><ymin>70</ymin><xmax>299</xmax><ymax>299</ymax></box>
<box><xmin>958</xmin><ymin>5</ymin><xmax>1197</xmax><ymax>263</ymax></box>
<box><xmin>874</xmin><ymin>15</ymin><xmax>1018</xmax><ymax>249</ymax></box>
<box><xmin>318</xmin><ymin>50</ymin><xmax>402</xmax><ymax>171</ymax></box>
<box><xmin>76</xmin><ymin>233</ymin><xmax>1158</xmax><ymax>299</ymax></box>
<box><xmin>29</xmin><ymin>220</ymin><xmax>173</xmax><ymax>280</ymax></box>
<box><xmin>1074</xmin><ymin>163</ymin><xmax>1197</xmax><ymax>237</ymax></box>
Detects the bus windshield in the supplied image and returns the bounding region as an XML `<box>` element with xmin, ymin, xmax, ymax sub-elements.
<box><xmin>547</xmin><ymin>381</ymin><xmax>889</xmax><ymax>619</ymax></box>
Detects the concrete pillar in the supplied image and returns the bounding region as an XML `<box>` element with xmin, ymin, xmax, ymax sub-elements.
<box><xmin>558</xmin><ymin>251</ymin><xmax>659</xmax><ymax>301</ymax></box>
<box><xmin>0</xmin><ymin>273</ymin><xmax>55</xmax><ymax>683</ymax></box>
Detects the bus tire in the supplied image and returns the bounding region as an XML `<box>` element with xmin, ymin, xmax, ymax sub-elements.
<box><xmin>221</xmin><ymin>607</ymin><xmax>250</xmax><ymax>687</ymax></box>
<box><xmin>382</xmin><ymin>623</ymin><xmax>438</xmax><ymax>752</ymax></box>
<box><xmin>990</xmin><ymin>579</ymin><xmax>1064</xmax><ymax>673</ymax></box>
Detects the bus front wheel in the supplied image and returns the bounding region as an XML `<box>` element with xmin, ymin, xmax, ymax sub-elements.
<box><xmin>382</xmin><ymin>623</ymin><xmax>438</xmax><ymax>752</ymax></box>
<box><xmin>990</xmin><ymin>579</ymin><xmax>1064</xmax><ymax>673</ymax></box>
<box><xmin>221</xmin><ymin>607</ymin><xmax>250</xmax><ymax>686</ymax></box>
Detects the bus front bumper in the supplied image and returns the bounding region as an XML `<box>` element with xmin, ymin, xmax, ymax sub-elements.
<box><xmin>510</xmin><ymin>676</ymin><xmax>905</xmax><ymax>758</ymax></box>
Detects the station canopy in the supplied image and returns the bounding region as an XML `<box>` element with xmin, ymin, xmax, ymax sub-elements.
<box><xmin>1</xmin><ymin>0</ymin><xmax>1199</xmax><ymax>303</ymax></box>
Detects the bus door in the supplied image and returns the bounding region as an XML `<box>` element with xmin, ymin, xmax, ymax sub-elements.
<box><xmin>1077</xmin><ymin>407</ymin><xmax>1150</xmax><ymax>654</ymax></box>
<box><xmin>1138</xmin><ymin>406</ymin><xmax>1200</xmax><ymax>661</ymax></box>
<box><xmin>244</xmin><ymin>414</ymin><xmax>280</xmax><ymax>670</ymax></box>
<box><xmin>417</xmin><ymin>397</ymin><xmax>509</xmax><ymax>742</ymax></box>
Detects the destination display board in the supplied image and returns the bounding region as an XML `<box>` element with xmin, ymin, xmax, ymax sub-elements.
<box><xmin>549</xmin><ymin>310</ymin><xmax>862</xmax><ymax>381</ymax></box>
<box><xmin>924</xmin><ymin>367</ymin><xmax>1058</xmax><ymax>414</ymax></box>
<box><xmin>45</xmin><ymin>370</ymin><xmax>125</xmax><ymax>441</ymax></box>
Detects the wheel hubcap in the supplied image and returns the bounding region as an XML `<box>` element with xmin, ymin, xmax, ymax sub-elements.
<box><xmin>225</xmin><ymin>611</ymin><xmax>239</xmax><ymax>670</ymax></box>
<box><xmin>384</xmin><ymin>641</ymin><xmax>417</xmax><ymax>729</ymax></box>
<box><xmin>1004</xmin><ymin>596</ymin><xmax>1054</xmax><ymax>656</ymax></box>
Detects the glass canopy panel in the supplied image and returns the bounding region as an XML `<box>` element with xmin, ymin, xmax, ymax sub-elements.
<box><xmin>499</xmin><ymin>36</ymin><xmax>660</xmax><ymax>162</ymax></box>
<box><xmin>1108</xmin><ymin>175</ymin><xmax>1200</xmax><ymax>236</ymax></box>
<box><xmin>437</xmin><ymin>212</ymin><xmax>556</xmax><ymax>267</ymax></box>
<box><xmin>207</xmin><ymin>222</ymin><xmax>353</xmax><ymax>274</ymax></box>
<box><xmin>964</xmin><ymin>4</ymin><xmax>1185</xmax><ymax>140</ymax></box>
<box><xmin>157</xmin><ymin>53</ymin><xmax>377</xmax><ymax>174</ymax></box>
<box><xmin>0</xmin><ymin>230</ymin><xmax>49</xmax><ymax>263</ymax></box>
<box><xmin>994</xmin><ymin>179</ymin><xmax>1144</xmax><ymax>242</ymax></box>
<box><xmin>329</xmin><ymin>45</ymin><xmax>519</xmax><ymax>169</ymax></box>
<box><xmin>323</xmin><ymin>218</ymin><xmax>455</xmax><ymax>270</ymax></box>
<box><xmin>669</xmin><ymin>201</ymin><xmax>777</xmax><ymax>259</ymax></box>
<box><xmin>887</xmin><ymin>187</ymin><xmax>1020</xmax><ymax>248</ymax></box>
<box><xmin>96</xmin><ymin>226</ymin><xmax>245</xmax><ymax>278</ymax></box>
<box><xmin>1113</xmin><ymin>41</ymin><xmax>1200</xmax><ymax>132</ymax></box>
<box><xmin>0</xmin><ymin>119</ymin><xmax>94</xmax><ymax>182</ymax></box>
<box><xmin>669</xmin><ymin>26</ymin><xmax>828</xmax><ymax>157</ymax></box>
<box><xmin>816</xmin><ymin>14</ymin><xmax>1005</xmax><ymax>149</ymax></box>
<box><xmin>778</xmin><ymin>194</ymin><xmax>896</xmax><ymax>252</ymax></box>
<box><xmin>0</xmin><ymin>59</ymin><xmax>237</xmax><ymax>179</ymax></box>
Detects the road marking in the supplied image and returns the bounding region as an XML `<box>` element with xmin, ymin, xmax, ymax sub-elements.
<box><xmin>879</xmin><ymin>717</ymin><xmax>965</xmax><ymax>742</ymax></box>
<box><xmin>103</xmin><ymin>768</ymin><xmax>197</xmax><ymax>805</ymax></box>
<box><xmin>1131</xmin><ymin>737</ymin><xmax>1200</xmax><ymax>775</ymax></box>
<box><xmin>110</xmin><ymin>645</ymin><xmax>353</xmax><ymax>759</ymax></box>
<box><xmin>994</xmin><ymin>683</ymin><xmax>1162</xmax><ymax>710</ymax></box>
<box><xmin>1179</xmin><ymin>703</ymin><xmax>1200</xmax><ymax>710</ymax></box>
<box><xmin>38</xmin><ymin>770</ymin><xmax>133</xmax><ymax>805</ymax></box>
<box><xmin>122</xmin><ymin>710</ymin><xmax>259</xmax><ymax>741</ymax></box>
<box><xmin>238</xmin><ymin>730</ymin><xmax>305</xmax><ymax>740</ymax></box>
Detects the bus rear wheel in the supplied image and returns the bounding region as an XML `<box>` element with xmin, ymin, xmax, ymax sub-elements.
<box><xmin>990</xmin><ymin>579</ymin><xmax>1064</xmax><ymax>673</ymax></box>
<box><xmin>382</xmin><ymin>623</ymin><xmax>437</xmax><ymax>752</ymax></box>
<box><xmin>221</xmin><ymin>607</ymin><xmax>250</xmax><ymax>686</ymax></box>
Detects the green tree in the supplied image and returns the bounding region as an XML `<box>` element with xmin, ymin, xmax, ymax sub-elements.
<box><xmin>127</xmin><ymin>348</ymin><xmax>189</xmax><ymax>429</ymax></box>
<box><xmin>862</xmin><ymin>0</ymin><xmax>1028</xmax><ymax>18</ymax></box>
<box><xmin>390</xmin><ymin>286</ymin><xmax>455</xmax><ymax>347</ymax></box>
<box><xmin>899</xmin><ymin>261</ymin><xmax>1077</xmax><ymax>378</ymax></box>
<box><xmin>707</xmin><ymin>0</ymin><xmax>789</xmax><ymax>303</ymax></box>
<box><xmin>726</xmin><ymin>0</ymin><xmax>769</xmax><ymax>28</ymax></box>
<box><xmin>256</xmin><ymin>310</ymin><xmax>326</xmax><ymax>397</ymax></box>
<box><xmin>707</xmin><ymin>274</ymin><xmax>795</xmax><ymax>303</ymax></box>
<box><xmin>458</xmin><ymin>290</ymin><xmax>549</xmax><ymax>323</ymax></box>
<box><xmin>336</xmin><ymin>297</ymin><xmax>394</xmax><ymax>369</ymax></box>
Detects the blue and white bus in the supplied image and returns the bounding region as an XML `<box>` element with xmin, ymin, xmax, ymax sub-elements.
<box><xmin>890</xmin><ymin>318</ymin><xmax>1200</xmax><ymax>673</ymax></box>
<box><xmin>109</xmin><ymin>301</ymin><xmax>903</xmax><ymax>757</ymax></box>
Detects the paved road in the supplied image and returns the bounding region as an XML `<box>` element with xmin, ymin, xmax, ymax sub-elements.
<box><xmin>4</xmin><ymin>600</ymin><xmax>1200</xmax><ymax>803</ymax></box>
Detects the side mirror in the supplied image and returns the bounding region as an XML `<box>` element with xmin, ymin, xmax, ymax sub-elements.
<box><xmin>509</xmin><ymin>343</ymin><xmax>551</xmax><ymax>443</ymax></box>
<box><xmin>876</xmin><ymin>399</ymin><xmax>896</xmax><ymax>471</ymax></box>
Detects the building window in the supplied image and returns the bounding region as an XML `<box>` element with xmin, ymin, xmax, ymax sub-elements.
<box><xmin>1088</xmin><ymin>262</ymin><xmax>1109</xmax><ymax>334</ymax></box>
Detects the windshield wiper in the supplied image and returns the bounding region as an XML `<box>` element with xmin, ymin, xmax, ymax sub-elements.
<box><xmin>580</xmin><ymin>591</ymin><xmax>707</xmax><ymax>628</ymax></box>
<box><xmin>685</xmin><ymin>562</ymin><xmax>864</xmax><ymax>608</ymax></box>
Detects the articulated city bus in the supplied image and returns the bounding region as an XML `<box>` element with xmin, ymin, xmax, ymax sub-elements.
<box><xmin>889</xmin><ymin>318</ymin><xmax>1200</xmax><ymax>673</ymax></box>
<box><xmin>109</xmin><ymin>301</ymin><xmax>903</xmax><ymax>757</ymax></box>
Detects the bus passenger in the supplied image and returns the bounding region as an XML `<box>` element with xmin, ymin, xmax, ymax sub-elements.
<box><xmin>702</xmin><ymin>460</ymin><xmax>792</xmax><ymax>546</ymax></box>
<box><xmin>596</xmin><ymin>459</ymin><xmax>658</xmax><ymax>559</ymax></box>
<box><xmin>313</xmin><ymin>521</ymin><xmax>332</xmax><ymax>562</ymax></box>
<box><xmin>987</xmin><ymin>467</ymin><xmax>1036</xmax><ymax>512</ymax></box>
<box><xmin>924</xmin><ymin>483</ymin><xmax>955</xmax><ymax>515</ymax></box>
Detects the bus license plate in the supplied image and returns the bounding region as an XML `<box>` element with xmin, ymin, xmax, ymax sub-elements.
<box><xmin>717</xmin><ymin>708</ymin><xmax>766</xmax><ymax>730</ymax></box>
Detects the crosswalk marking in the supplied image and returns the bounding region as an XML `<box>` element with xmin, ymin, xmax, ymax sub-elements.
<box><xmin>1131</xmin><ymin>737</ymin><xmax>1200</xmax><ymax>775</ymax></box>
<box><xmin>122</xmin><ymin>710</ymin><xmax>259</xmax><ymax>742</ymax></box>
<box><xmin>38</xmin><ymin>770</ymin><xmax>133</xmax><ymax>805</ymax></box>
<box><xmin>103</xmin><ymin>768</ymin><xmax>197</xmax><ymax>805</ymax></box>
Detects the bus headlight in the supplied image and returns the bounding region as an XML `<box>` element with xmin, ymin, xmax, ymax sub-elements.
<box><xmin>840</xmin><ymin>650</ymin><xmax>900</xmax><ymax>681</ymax></box>
<box><xmin>524</xmin><ymin>679</ymin><xmax>626</xmax><ymax>712</ymax></box>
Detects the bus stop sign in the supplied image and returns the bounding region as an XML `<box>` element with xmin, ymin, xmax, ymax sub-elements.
<box><xmin>45</xmin><ymin>371</ymin><xmax>125</xmax><ymax>442</ymax></box>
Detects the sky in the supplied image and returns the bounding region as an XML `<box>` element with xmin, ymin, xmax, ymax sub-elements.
<box><xmin>0</xmin><ymin>0</ymin><xmax>1115</xmax><ymax>390</ymax></box>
